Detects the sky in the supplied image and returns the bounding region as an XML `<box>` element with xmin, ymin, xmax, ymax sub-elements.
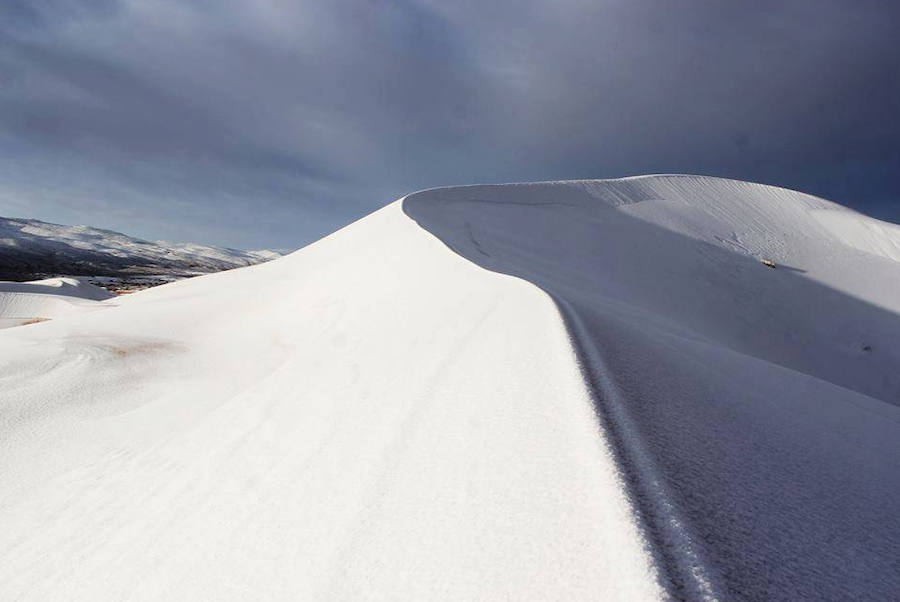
<box><xmin>1</xmin><ymin>0</ymin><xmax>898</xmax><ymax>250</ymax></box>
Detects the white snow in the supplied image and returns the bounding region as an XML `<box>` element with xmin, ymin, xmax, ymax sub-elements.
<box><xmin>810</xmin><ymin>207</ymin><xmax>900</xmax><ymax>263</ymax></box>
<box><xmin>2</xmin><ymin>174</ymin><xmax>898</xmax><ymax>600</ymax></box>
<box><xmin>0</xmin><ymin>202</ymin><xmax>660</xmax><ymax>601</ymax></box>
<box><xmin>0</xmin><ymin>277</ymin><xmax>114</xmax><ymax>329</ymax></box>
<box><xmin>404</xmin><ymin>174</ymin><xmax>900</xmax><ymax>599</ymax></box>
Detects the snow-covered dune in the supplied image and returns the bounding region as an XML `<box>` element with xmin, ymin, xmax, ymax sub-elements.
<box><xmin>0</xmin><ymin>277</ymin><xmax>114</xmax><ymax>329</ymax></box>
<box><xmin>0</xmin><ymin>202</ymin><xmax>659</xmax><ymax>600</ymax></box>
<box><xmin>405</xmin><ymin>175</ymin><xmax>900</xmax><ymax>600</ymax></box>
<box><xmin>1</xmin><ymin>175</ymin><xmax>898</xmax><ymax>600</ymax></box>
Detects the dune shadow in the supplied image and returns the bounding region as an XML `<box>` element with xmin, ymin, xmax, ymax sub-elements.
<box><xmin>773</xmin><ymin>263</ymin><xmax>806</xmax><ymax>273</ymax></box>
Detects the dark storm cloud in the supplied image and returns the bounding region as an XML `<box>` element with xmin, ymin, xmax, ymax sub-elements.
<box><xmin>0</xmin><ymin>0</ymin><xmax>898</xmax><ymax>248</ymax></box>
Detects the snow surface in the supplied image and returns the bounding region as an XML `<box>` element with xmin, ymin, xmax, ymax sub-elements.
<box><xmin>1</xmin><ymin>175</ymin><xmax>898</xmax><ymax>600</ymax></box>
<box><xmin>0</xmin><ymin>277</ymin><xmax>114</xmax><ymax>329</ymax></box>
<box><xmin>0</xmin><ymin>202</ymin><xmax>659</xmax><ymax>600</ymax></box>
<box><xmin>405</xmin><ymin>175</ymin><xmax>900</xmax><ymax>600</ymax></box>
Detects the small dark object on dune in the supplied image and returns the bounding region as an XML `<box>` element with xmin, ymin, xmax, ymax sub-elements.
<box><xmin>20</xmin><ymin>317</ymin><xmax>50</xmax><ymax>326</ymax></box>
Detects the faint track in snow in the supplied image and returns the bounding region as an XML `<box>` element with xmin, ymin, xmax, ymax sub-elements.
<box><xmin>556</xmin><ymin>299</ymin><xmax>721</xmax><ymax>601</ymax></box>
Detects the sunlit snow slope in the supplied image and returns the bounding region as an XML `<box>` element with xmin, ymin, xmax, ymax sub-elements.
<box><xmin>0</xmin><ymin>277</ymin><xmax>114</xmax><ymax>329</ymax></box>
<box><xmin>405</xmin><ymin>175</ymin><xmax>900</xmax><ymax>601</ymax></box>
<box><xmin>1</xmin><ymin>175</ymin><xmax>898</xmax><ymax>601</ymax></box>
<box><xmin>0</xmin><ymin>202</ymin><xmax>659</xmax><ymax>601</ymax></box>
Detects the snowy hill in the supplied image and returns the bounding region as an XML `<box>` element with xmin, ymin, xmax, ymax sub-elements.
<box><xmin>0</xmin><ymin>277</ymin><xmax>114</xmax><ymax>329</ymax></box>
<box><xmin>0</xmin><ymin>216</ymin><xmax>283</xmax><ymax>281</ymax></box>
<box><xmin>0</xmin><ymin>176</ymin><xmax>898</xmax><ymax>600</ymax></box>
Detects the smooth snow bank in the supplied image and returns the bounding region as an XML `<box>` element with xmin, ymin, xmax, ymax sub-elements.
<box><xmin>404</xmin><ymin>175</ymin><xmax>900</xmax><ymax>601</ymax></box>
<box><xmin>810</xmin><ymin>208</ymin><xmax>900</xmax><ymax>262</ymax></box>
<box><xmin>0</xmin><ymin>203</ymin><xmax>660</xmax><ymax>600</ymax></box>
<box><xmin>0</xmin><ymin>277</ymin><xmax>114</xmax><ymax>329</ymax></box>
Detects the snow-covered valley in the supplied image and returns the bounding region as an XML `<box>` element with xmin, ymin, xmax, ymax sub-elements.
<box><xmin>1</xmin><ymin>176</ymin><xmax>898</xmax><ymax>600</ymax></box>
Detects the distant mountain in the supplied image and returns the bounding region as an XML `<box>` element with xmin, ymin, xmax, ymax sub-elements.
<box><xmin>0</xmin><ymin>216</ymin><xmax>284</xmax><ymax>281</ymax></box>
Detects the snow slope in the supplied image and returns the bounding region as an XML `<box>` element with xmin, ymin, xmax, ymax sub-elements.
<box><xmin>0</xmin><ymin>216</ymin><xmax>282</xmax><ymax>280</ymax></box>
<box><xmin>1</xmin><ymin>175</ymin><xmax>898</xmax><ymax>600</ymax></box>
<box><xmin>0</xmin><ymin>277</ymin><xmax>114</xmax><ymax>329</ymax></box>
<box><xmin>405</xmin><ymin>175</ymin><xmax>900</xmax><ymax>600</ymax></box>
<box><xmin>0</xmin><ymin>203</ymin><xmax>659</xmax><ymax>601</ymax></box>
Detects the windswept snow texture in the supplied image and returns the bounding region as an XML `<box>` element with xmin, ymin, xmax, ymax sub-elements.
<box><xmin>0</xmin><ymin>277</ymin><xmax>114</xmax><ymax>329</ymax></box>
<box><xmin>404</xmin><ymin>175</ymin><xmax>900</xmax><ymax>601</ymax></box>
<box><xmin>0</xmin><ymin>203</ymin><xmax>660</xmax><ymax>601</ymax></box>
<box><xmin>0</xmin><ymin>216</ymin><xmax>282</xmax><ymax>280</ymax></box>
<box><xmin>3</xmin><ymin>176</ymin><xmax>899</xmax><ymax>601</ymax></box>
